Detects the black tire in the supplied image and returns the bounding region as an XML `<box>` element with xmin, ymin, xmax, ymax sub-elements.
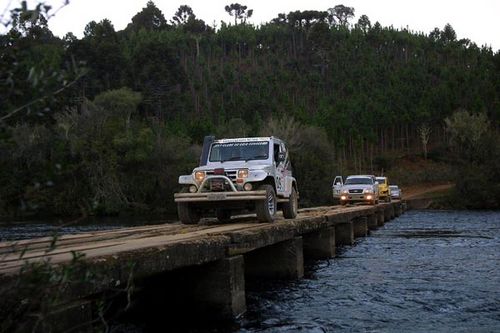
<box><xmin>282</xmin><ymin>187</ymin><xmax>298</xmax><ymax>219</ymax></box>
<box><xmin>178</xmin><ymin>203</ymin><xmax>200</xmax><ymax>225</ymax></box>
<box><xmin>216</xmin><ymin>209</ymin><xmax>232</xmax><ymax>223</ymax></box>
<box><xmin>256</xmin><ymin>185</ymin><xmax>277</xmax><ymax>223</ymax></box>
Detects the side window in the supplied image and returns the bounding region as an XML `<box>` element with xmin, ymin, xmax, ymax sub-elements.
<box><xmin>273</xmin><ymin>143</ymin><xmax>280</xmax><ymax>163</ymax></box>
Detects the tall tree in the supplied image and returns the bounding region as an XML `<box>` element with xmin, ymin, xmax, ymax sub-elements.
<box><xmin>441</xmin><ymin>23</ymin><xmax>457</xmax><ymax>43</ymax></box>
<box><xmin>328</xmin><ymin>5</ymin><xmax>355</xmax><ymax>27</ymax></box>
<box><xmin>128</xmin><ymin>1</ymin><xmax>167</xmax><ymax>31</ymax></box>
<box><xmin>224</xmin><ymin>3</ymin><xmax>253</xmax><ymax>25</ymax></box>
<box><xmin>171</xmin><ymin>5</ymin><xmax>194</xmax><ymax>26</ymax></box>
<box><xmin>356</xmin><ymin>14</ymin><xmax>371</xmax><ymax>32</ymax></box>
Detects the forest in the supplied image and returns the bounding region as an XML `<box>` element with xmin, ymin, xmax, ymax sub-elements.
<box><xmin>0</xmin><ymin>1</ymin><xmax>499</xmax><ymax>220</ymax></box>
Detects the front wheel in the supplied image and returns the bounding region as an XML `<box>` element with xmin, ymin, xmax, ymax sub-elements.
<box><xmin>256</xmin><ymin>185</ymin><xmax>277</xmax><ymax>223</ymax></box>
<box><xmin>178</xmin><ymin>203</ymin><xmax>200</xmax><ymax>225</ymax></box>
<box><xmin>282</xmin><ymin>188</ymin><xmax>298</xmax><ymax>219</ymax></box>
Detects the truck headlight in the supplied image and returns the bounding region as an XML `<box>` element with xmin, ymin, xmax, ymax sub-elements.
<box><xmin>341</xmin><ymin>189</ymin><xmax>349</xmax><ymax>194</ymax></box>
<box><xmin>363</xmin><ymin>188</ymin><xmax>373</xmax><ymax>194</ymax></box>
<box><xmin>238</xmin><ymin>169</ymin><xmax>249</xmax><ymax>178</ymax></box>
<box><xmin>194</xmin><ymin>171</ymin><xmax>205</xmax><ymax>182</ymax></box>
<box><xmin>189</xmin><ymin>185</ymin><xmax>198</xmax><ymax>193</ymax></box>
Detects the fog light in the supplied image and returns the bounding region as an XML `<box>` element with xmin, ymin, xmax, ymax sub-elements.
<box><xmin>189</xmin><ymin>185</ymin><xmax>197</xmax><ymax>193</ymax></box>
<box><xmin>341</xmin><ymin>195</ymin><xmax>347</xmax><ymax>200</ymax></box>
<box><xmin>244</xmin><ymin>183</ymin><xmax>253</xmax><ymax>191</ymax></box>
<box><xmin>366</xmin><ymin>195</ymin><xmax>373</xmax><ymax>200</ymax></box>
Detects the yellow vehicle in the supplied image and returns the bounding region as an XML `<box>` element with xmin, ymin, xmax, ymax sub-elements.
<box><xmin>376</xmin><ymin>176</ymin><xmax>391</xmax><ymax>202</ymax></box>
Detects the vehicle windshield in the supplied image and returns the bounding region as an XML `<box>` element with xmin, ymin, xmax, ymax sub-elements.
<box><xmin>389</xmin><ymin>186</ymin><xmax>398</xmax><ymax>190</ymax></box>
<box><xmin>376</xmin><ymin>177</ymin><xmax>386</xmax><ymax>184</ymax></box>
<box><xmin>209</xmin><ymin>141</ymin><xmax>269</xmax><ymax>162</ymax></box>
<box><xmin>345</xmin><ymin>177</ymin><xmax>372</xmax><ymax>185</ymax></box>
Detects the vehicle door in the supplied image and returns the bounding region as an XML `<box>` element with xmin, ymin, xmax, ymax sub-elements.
<box><xmin>274</xmin><ymin>142</ymin><xmax>287</xmax><ymax>196</ymax></box>
<box><xmin>332</xmin><ymin>176</ymin><xmax>343</xmax><ymax>198</ymax></box>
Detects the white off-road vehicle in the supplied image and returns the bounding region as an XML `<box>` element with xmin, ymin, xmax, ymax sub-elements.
<box><xmin>339</xmin><ymin>175</ymin><xmax>380</xmax><ymax>205</ymax></box>
<box><xmin>174</xmin><ymin>136</ymin><xmax>299</xmax><ymax>224</ymax></box>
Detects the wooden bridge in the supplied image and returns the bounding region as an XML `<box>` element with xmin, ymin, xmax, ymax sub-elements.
<box><xmin>0</xmin><ymin>201</ymin><xmax>405</xmax><ymax>329</ymax></box>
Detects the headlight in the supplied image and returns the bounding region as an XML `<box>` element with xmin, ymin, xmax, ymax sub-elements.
<box><xmin>238</xmin><ymin>169</ymin><xmax>249</xmax><ymax>178</ymax></box>
<box><xmin>363</xmin><ymin>188</ymin><xmax>373</xmax><ymax>194</ymax></box>
<box><xmin>194</xmin><ymin>171</ymin><xmax>205</xmax><ymax>182</ymax></box>
<box><xmin>341</xmin><ymin>189</ymin><xmax>349</xmax><ymax>194</ymax></box>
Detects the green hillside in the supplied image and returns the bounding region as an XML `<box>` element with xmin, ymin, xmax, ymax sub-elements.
<box><xmin>1</xmin><ymin>2</ymin><xmax>499</xmax><ymax>218</ymax></box>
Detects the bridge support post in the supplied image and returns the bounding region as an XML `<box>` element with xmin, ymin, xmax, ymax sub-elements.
<box><xmin>303</xmin><ymin>227</ymin><xmax>336</xmax><ymax>260</ymax></box>
<box><xmin>367</xmin><ymin>214</ymin><xmax>378</xmax><ymax>230</ymax></box>
<box><xmin>192</xmin><ymin>255</ymin><xmax>246</xmax><ymax>319</ymax></box>
<box><xmin>245</xmin><ymin>237</ymin><xmax>304</xmax><ymax>279</ymax></box>
<box><xmin>384</xmin><ymin>206</ymin><xmax>392</xmax><ymax>221</ymax></box>
<box><xmin>394</xmin><ymin>203</ymin><xmax>400</xmax><ymax>217</ymax></box>
<box><xmin>353</xmin><ymin>217</ymin><xmax>368</xmax><ymax>238</ymax></box>
<box><xmin>377</xmin><ymin>209</ymin><xmax>385</xmax><ymax>226</ymax></box>
<box><xmin>333</xmin><ymin>221</ymin><xmax>354</xmax><ymax>246</ymax></box>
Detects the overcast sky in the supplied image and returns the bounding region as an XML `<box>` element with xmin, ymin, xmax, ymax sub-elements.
<box><xmin>3</xmin><ymin>0</ymin><xmax>500</xmax><ymax>51</ymax></box>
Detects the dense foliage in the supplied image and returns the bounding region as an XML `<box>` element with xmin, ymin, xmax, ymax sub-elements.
<box><xmin>1</xmin><ymin>1</ymin><xmax>499</xmax><ymax>218</ymax></box>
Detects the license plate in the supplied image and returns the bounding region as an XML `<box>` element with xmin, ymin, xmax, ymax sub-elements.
<box><xmin>207</xmin><ymin>193</ymin><xmax>227</xmax><ymax>201</ymax></box>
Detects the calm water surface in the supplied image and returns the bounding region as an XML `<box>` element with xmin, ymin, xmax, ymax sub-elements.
<box><xmin>239</xmin><ymin>210</ymin><xmax>500</xmax><ymax>333</ymax></box>
<box><xmin>0</xmin><ymin>217</ymin><xmax>171</xmax><ymax>242</ymax></box>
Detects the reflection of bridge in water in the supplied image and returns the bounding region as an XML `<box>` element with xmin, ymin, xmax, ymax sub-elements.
<box><xmin>0</xmin><ymin>201</ymin><xmax>405</xmax><ymax>329</ymax></box>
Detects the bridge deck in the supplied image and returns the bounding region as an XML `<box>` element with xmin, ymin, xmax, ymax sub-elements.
<box><xmin>0</xmin><ymin>203</ymin><xmax>397</xmax><ymax>280</ymax></box>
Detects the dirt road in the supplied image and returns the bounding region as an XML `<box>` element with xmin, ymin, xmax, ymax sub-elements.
<box><xmin>403</xmin><ymin>183</ymin><xmax>454</xmax><ymax>199</ymax></box>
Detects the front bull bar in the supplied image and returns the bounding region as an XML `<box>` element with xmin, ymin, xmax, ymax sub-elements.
<box><xmin>174</xmin><ymin>175</ymin><xmax>267</xmax><ymax>203</ymax></box>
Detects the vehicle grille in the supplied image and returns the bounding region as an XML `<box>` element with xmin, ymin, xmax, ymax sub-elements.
<box><xmin>349</xmin><ymin>189</ymin><xmax>363</xmax><ymax>194</ymax></box>
<box><xmin>206</xmin><ymin>170</ymin><xmax>237</xmax><ymax>182</ymax></box>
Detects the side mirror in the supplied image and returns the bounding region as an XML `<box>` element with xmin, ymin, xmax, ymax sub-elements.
<box><xmin>335</xmin><ymin>181</ymin><xmax>341</xmax><ymax>185</ymax></box>
<box><xmin>278</xmin><ymin>152</ymin><xmax>286</xmax><ymax>162</ymax></box>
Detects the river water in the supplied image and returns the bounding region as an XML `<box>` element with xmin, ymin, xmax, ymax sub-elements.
<box><xmin>238</xmin><ymin>210</ymin><xmax>500</xmax><ymax>333</ymax></box>
<box><xmin>1</xmin><ymin>210</ymin><xmax>499</xmax><ymax>332</ymax></box>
